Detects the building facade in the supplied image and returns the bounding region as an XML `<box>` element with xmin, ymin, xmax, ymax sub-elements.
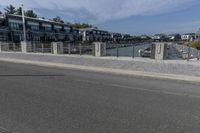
<box><xmin>0</xmin><ymin>14</ymin><xmax>80</xmax><ymax>43</ymax></box>
<box><xmin>181</xmin><ymin>33</ymin><xmax>196</xmax><ymax>41</ymax></box>
<box><xmin>0</xmin><ymin>14</ymin><xmax>131</xmax><ymax>44</ymax></box>
<box><xmin>168</xmin><ymin>34</ymin><xmax>181</xmax><ymax>41</ymax></box>
<box><xmin>196</xmin><ymin>28</ymin><xmax>200</xmax><ymax>41</ymax></box>
<box><xmin>79</xmin><ymin>27</ymin><xmax>111</xmax><ymax>42</ymax></box>
<box><xmin>79</xmin><ymin>28</ymin><xmax>131</xmax><ymax>43</ymax></box>
<box><xmin>152</xmin><ymin>34</ymin><xmax>168</xmax><ymax>41</ymax></box>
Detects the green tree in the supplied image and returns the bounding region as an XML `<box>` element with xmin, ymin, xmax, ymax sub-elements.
<box><xmin>65</xmin><ymin>22</ymin><xmax>72</xmax><ymax>25</ymax></box>
<box><xmin>192</xmin><ymin>41</ymin><xmax>200</xmax><ymax>49</ymax></box>
<box><xmin>72</xmin><ymin>23</ymin><xmax>92</xmax><ymax>29</ymax></box>
<box><xmin>16</xmin><ymin>7</ymin><xmax>22</xmax><ymax>15</ymax></box>
<box><xmin>25</xmin><ymin>10</ymin><xmax>37</xmax><ymax>18</ymax></box>
<box><xmin>52</xmin><ymin>16</ymin><xmax>64</xmax><ymax>23</ymax></box>
<box><xmin>4</xmin><ymin>4</ymin><xmax>16</xmax><ymax>14</ymax></box>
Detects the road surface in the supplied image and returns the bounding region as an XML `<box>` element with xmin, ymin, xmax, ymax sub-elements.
<box><xmin>0</xmin><ymin>61</ymin><xmax>200</xmax><ymax>133</ymax></box>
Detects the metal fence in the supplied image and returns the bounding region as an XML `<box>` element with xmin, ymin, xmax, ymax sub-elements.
<box><xmin>1</xmin><ymin>41</ymin><xmax>199</xmax><ymax>61</ymax></box>
<box><xmin>0</xmin><ymin>42</ymin><xmax>21</xmax><ymax>52</ymax></box>
<box><xmin>32</xmin><ymin>42</ymin><xmax>52</xmax><ymax>53</ymax></box>
<box><xmin>63</xmin><ymin>43</ymin><xmax>94</xmax><ymax>55</ymax></box>
<box><xmin>168</xmin><ymin>43</ymin><xmax>200</xmax><ymax>60</ymax></box>
<box><xmin>106</xmin><ymin>43</ymin><xmax>151</xmax><ymax>58</ymax></box>
<box><xmin>0</xmin><ymin>42</ymin><xmax>94</xmax><ymax>55</ymax></box>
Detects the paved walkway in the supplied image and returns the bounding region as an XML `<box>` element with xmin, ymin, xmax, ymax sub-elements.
<box><xmin>0</xmin><ymin>52</ymin><xmax>200</xmax><ymax>77</ymax></box>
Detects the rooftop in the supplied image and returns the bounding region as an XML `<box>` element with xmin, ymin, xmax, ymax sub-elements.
<box><xmin>5</xmin><ymin>14</ymin><xmax>71</xmax><ymax>27</ymax></box>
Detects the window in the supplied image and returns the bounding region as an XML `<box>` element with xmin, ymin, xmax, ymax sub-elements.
<box><xmin>9</xmin><ymin>22</ymin><xmax>21</xmax><ymax>30</ymax></box>
<box><xmin>30</xmin><ymin>25</ymin><xmax>39</xmax><ymax>31</ymax></box>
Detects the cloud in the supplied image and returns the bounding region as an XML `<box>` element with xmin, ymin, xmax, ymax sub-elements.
<box><xmin>162</xmin><ymin>20</ymin><xmax>200</xmax><ymax>34</ymax></box>
<box><xmin>0</xmin><ymin>0</ymin><xmax>199</xmax><ymax>23</ymax></box>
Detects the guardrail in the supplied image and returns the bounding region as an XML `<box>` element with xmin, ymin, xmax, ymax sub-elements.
<box><xmin>1</xmin><ymin>42</ymin><xmax>199</xmax><ymax>61</ymax></box>
<box><xmin>168</xmin><ymin>43</ymin><xmax>200</xmax><ymax>60</ymax></box>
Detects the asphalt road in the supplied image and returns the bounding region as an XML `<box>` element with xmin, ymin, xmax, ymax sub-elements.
<box><xmin>0</xmin><ymin>61</ymin><xmax>200</xmax><ymax>133</ymax></box>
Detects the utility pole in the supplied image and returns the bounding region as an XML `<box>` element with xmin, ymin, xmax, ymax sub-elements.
<box><xmin>21</xmin><ymin>4</ymin><xmax>26</xmax><ymax>42</ymax></box>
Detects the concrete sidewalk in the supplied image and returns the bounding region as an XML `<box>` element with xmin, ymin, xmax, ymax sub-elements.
<box><xmin>0</xmin><ymin>52</ymin><xmax>200</xmax><ymax>82</ymax></box>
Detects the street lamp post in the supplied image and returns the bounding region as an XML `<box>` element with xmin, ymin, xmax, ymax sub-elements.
<box><xmin>21</xmin><ymin>4</ymin><xmax>26</xmax><ymax>42</ymax></box>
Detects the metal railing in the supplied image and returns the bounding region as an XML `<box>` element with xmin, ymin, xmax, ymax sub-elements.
<box><xmin>168</xmin><ymin>43</ymin><xmax>200</xmax><ymax>60</ymax></box>
<box><xmin>106</xmin><ymin>43</ymin><xmax>151</xmax><ymax>58</ymax></box>
<box><xmin>63</xmin><ymin>43</ymin><xmax>94</xmax><ymax>56</ymax></box>
<box><xmin>32</xmin><ymin>43</ymin><xmax>52</xmax><ymax>53</ymax></box>
<box><xmin>0</xmin><ymin>42</ymin><xmax>21</xmax><ymax>52</ymax></box>
<box><xmin>1</xmin><ymin>41</ymin><xmax>199</xmax><ymax>61</ymax></box>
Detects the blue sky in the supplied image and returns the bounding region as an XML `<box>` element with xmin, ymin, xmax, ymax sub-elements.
<box><xmin>0</xmin><ymin>0</ymin><xmax>200</xmax><ymax>35</ymax></box>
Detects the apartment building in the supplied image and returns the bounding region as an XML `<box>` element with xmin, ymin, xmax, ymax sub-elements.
<box><xmin>181</xmin><ymin>33</ymin><xmax>196</xmax><ymax>41</ymax></box>
<box><xmin>0</xmin><ymin>14</ymin><xmax>80</xmax><ymax>43</ymax></box>
<box><xmin>79</xmin><ymin>27</ymin><xmax>111</xmax><ymax>42</ymax></box>
<box><xmin>196</xmin><ymin>28</ymin><xmax>200</xmax><ymax>41</ymax></box>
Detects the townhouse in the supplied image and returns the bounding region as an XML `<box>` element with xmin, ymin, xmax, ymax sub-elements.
<box><xmin>0</xmin><ymin>14</ymin><xmax>80</xmax><ymax>43</ymax></box>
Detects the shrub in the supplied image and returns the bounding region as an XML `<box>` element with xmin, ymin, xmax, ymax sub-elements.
<box><xmin>192</xmin><ymin>41</ymin><xmax>200</xmax><ymax>49</ymax></box>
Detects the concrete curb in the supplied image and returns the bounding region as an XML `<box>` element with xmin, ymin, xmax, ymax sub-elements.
<box><xmin>0</xmin><ymin>57</ymin><xmax>200</xmax><ymax>83</ymax></box>
<box><xmin>1</xmin><ymin>51</ymin><xmax>200</xmax><ymax>65</ymax></box>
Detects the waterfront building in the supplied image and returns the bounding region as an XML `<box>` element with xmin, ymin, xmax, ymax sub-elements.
<box><xmin>196</xmin><ymin>28</ymin><xmax>200</xmax><ymax>41</ymax></box>
<box><xmin>140</xmin><ymin>35</ymin><xmax>150</xmax><ymax>40</ymax></box>
<box><xmin>121</xmin><ymin>34</ymin><xmax>132</xmax><ymax>42</ymax></box>
<box><xmin>79</xmin><ymin>27</ymin><xmax>111</xmax><ymax>42</ymax></box>
<box><xmin>0</xmin><ymin>14</ymin><xmax>79</xmax><ymax>43</ymax></box>
<box><xmin>168</xmin><ymin>34</ymin><xmax>181</xmax><ymax>41</ymax></box>
<box><xmin>152</xmin><ymin>34</ymin><xmax>168</xmax><ymax>41</ymax></box>
<box><xmin>1</xmin><ymin>14</ymin><xmax>131</xmax><ymax>44</ymax></box>
<box><xmin>109</xmin><ymin>32</ymin><xmax>123</xmax><ymax>42</ymax></box>
<box><xmin>181</xmin><ymin>33</ymin><xmax>196</xmax><ymax>41</ymax></box>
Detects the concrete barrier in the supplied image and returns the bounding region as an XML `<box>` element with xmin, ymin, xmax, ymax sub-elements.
<box><xmin>52</xmin><ymin>42</ymin><xmax>64</xmax><ymax>54</ymax></box>
<box><xmin>94</xmin><ymin>42</ymin><xmax>106</xmax><ymax>57</ymax></box>
<box><xmin>151</xmin><ymin>42</ymin><xmax>168</xmax><ymax>60</ymax></box>
<box><xmin>21</xmin><ymin>41</ymin><xmax>32</xmax><ymax>53</ymax></box>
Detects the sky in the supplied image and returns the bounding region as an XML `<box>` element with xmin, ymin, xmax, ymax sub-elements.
<box><xmin>0</xmin><ymin>0</ymin><xmax>200</xmax><ymax>35</ymax></box>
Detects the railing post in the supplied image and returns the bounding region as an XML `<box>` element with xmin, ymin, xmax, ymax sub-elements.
<box><xmin>68</xmin><ymin>44</ymin><xmax>71</xmax><ymax>54</ymax></box>
<box><xmin>33</xmin><ymin>42</ymin><xmax>36</xmax><ymax>53</ymax></box>
<box><xmin>42</xmin><ymin>43</ymin><xmax>44</xmax><ymax>53</ymax></box>
<box><xmin>187</xmin><ymin>44</ymin><xmax>191</xmax><ymax>61</ymax></box>
<box><xmin>21</xmin><ymin>41</ymin><xmax>31</xmax><ymax>53</ymax></box>
<box><xmin>52</xmin><ymin>42</ymin><xmax>64</xmax><ymax>55</ymax></box>
<box><xmin>0</xmin><ymin>43</ymin><xmax>2</xmax><ymax>52</ymax></box>
<box><xmin>94</xmin><ymin>42</ymin><xmax>106</xmax><ymax>57</ymax></box>
<box><xmin>116</xmin><ymin>44</ymin><xmax>119</xmax><ymax>58</ymax></box>
<box><xmin>13</xmin><ymin>43</ymin><xmax>16</xmax><ymax>52</ymax></box>
<box><xmin>79</xmin><ymin>43</ymin><xmax>82</xmax><ymax>56</ymax></box>
<box><xmin>132</xmin><ymin>44</ymin><xmax>135</xmax><ymax>58</ymax></box>
<box><xmin>92</xmin><ymin>43</ymin><xmax>95</xmax><ymax>56</ymax></box>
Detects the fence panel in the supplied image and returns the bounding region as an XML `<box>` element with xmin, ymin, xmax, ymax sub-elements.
<box><xmin>106</xmin><ymin>43</ymin><xmax>151</xmax><ymax>58</ymax></box>
<box><xmin>32</xmin><ymin>42</ymin><xmax>52</xmax><ymax>53</ymax></box>
<box><xmin>168</xmin><ymin>43</ymin><xmax>200</xmax><ymax>60</ymax></box>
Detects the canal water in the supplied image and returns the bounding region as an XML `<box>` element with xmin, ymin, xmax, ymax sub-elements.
<box><xmin>106</xmin><ymin>43</ymin><xmax>150</xmax><ymax>57</ymax></box>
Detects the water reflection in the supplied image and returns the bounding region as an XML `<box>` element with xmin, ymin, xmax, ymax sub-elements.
<box><xmin>106</xmin><ymin>43</ymin><xmax>150</xmax><ymax>57</ymax></box>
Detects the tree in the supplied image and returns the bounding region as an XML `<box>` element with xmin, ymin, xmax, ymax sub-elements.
<box><xmin>4</xmin><ymin>4</ymin><xmax>16</xmax><ymax>14</ymax></box>
<box><xmin>52</xmin><ymin>16</ymin><xmax>64</xmax><ymax>23</ymax></box>
<box><xmin>65</xmin><ymin>22</ymin><xmax>72</xmax><ymax>25</ymax></box>
<box><xmin>16</xmin><ymin>7</ymin><xmax>22</xmax><ymax>15</ymax></box>
<box><xmin>72</xmin><ymin>23</ymin><xmax>92</xmax><ymax>29</ymax></box>
<box><xmin>192</xmin><ymin>41</ymin><xmax>200</xmax><ymax>50</ymax></box>
<box><xmin>25</xmin><ymin>10</ymin><xmax>37</xmax><ymax>18</ymax></box>
<box><xmin>0</xmin><ymin>11</ymin><xmax>2</xmax><ymax>14</ymax></box>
